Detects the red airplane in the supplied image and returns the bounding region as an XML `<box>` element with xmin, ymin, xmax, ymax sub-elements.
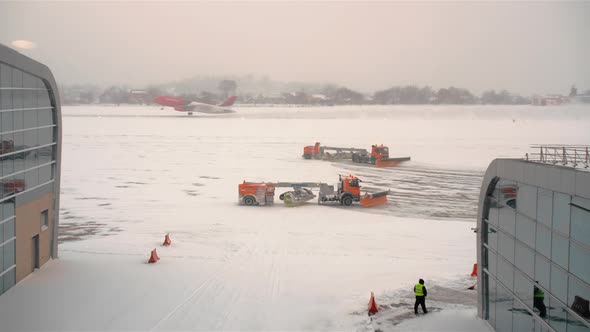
<box><xmin>153</xmin><ymin>95</ymin><xmax>237</xmax><ymax>115</ymax></box>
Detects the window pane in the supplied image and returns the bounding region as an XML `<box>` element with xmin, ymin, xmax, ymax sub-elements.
<box><xmin>516</xmin><ymin>242</ymin><xmax>535</xmax><ymax>278</ymax></box>
<box><xmin>516</xmin><ymin>214</ymin><xmax>536</xmax><ymax>249</ymax></box>
<box><xmin>499</xmin><ymin>232</ymin><xmax>515</xmax><ymax>264</ymax></box>
<box><xmin>13</xmin><ymin>131</ymin><xmax>23</xmax><ymax>149</ymax></box>
<box><xmin>495</xmin><ymin>180</ymin><xmax>518</xmax><ymax>209</ymax></box>
<box><xmin>37</xmin><ymin>108</ymin><xmax>53</xmax><ymax>126</ymax></box>
<box><xmin>489</xmin><ymin>205</ymin><xmax>499</xmax><ymax>226</ymax></box>
<box><xmin>38</xmin><ymin>127</ymin><xmax>52</xmax><ymax>145</ymax></box>
<box><xmin>3</xmin><ymin>201</ymin><xmax>14</xmax><ymax>219</ymax></box>
<box><xmin>38</xmin><ymin>145</ymin><xmax>52</xmax><ymax>164</ymax></box>
<box><xmin>570</xmin><ymin>242</ymin><xmax>590</xmax><ymax>285</ymax></box>
<box><xmin>3</xmin><ymin>218</ymin><xmax>14</xmax><ymax>242</ymax></box>
<box><xmin>0</xmin><ymin>64</ymin><xmax>12</xmax><ymax>87</ymax></box>
<box><xmin>568</xmin><ymin>275</ymin><xmax>590</xmax><ymax>313</ymax></box>
<box><xmin>513</xmin><ymin>300</ymin><xmax>533</xmax><ymax>331</ymax></box>
<box><xmin>35</xmin><ymin>77</ymin><xmax>45</xmax><ymax>90</ymax></box>
<box><xmin>24</xmin><ymin>148</ymin><xmax>38</xmax><ymax>170</ymax></box>
<box><xmin>0</xmin><ymin>90</ymin><xmax>12</xmax><ymax>110</ymax></box>
<box><xmin>514</xmin><ymin>269</ymin><xmax>534</xmax><ymax>309</ymax></box>
<box><xmin>23</xmin><ymin>109</ymin><xmax>37</xmax><ymax>129</ymax></box>
<box><xmin>22</xmin><ymin>72</ymin><xmax>36</xmax><ymax>89</ymax></box>
<box><xmin>25</xmin><ymin>168</ymin><xmax>38</xmax><ymax>189</ymax></box>
<box><xmin>38</xmin><ymin>163</ymin><xmax>52</xmax><ymax>184</ymax></box>
<box><xmin>3</xmin><ymin>240</ymin><xmax>14</xmax><ymax>270</ymax></box>
<box><xmin>548</xmin><ymin>297</ymin><xmax>568</xmax><ymax>332</ymax></box>
<box><xmin>496</xmin><ymin>283</ymin><xmax>514</xmax><ymax>332</ymax></box>
<box><xmin>2</xmin><ymin>268</ymin><xmax>15</xmax><ymax>292</ymax></box>
<box><xmin>2</xmin><ymin>201</ymin><xmax>14</xmax><ymax>220</ymax></box>
<box><xmin>498</xmin><ymin>258</ymin><xmax>514</xmax><ymax>290</ymax></box>
<box><xmin>11</xmin><ymin>68</ymin><xmax>22</xmax><ymax>88</ymax></box>
<box><xmin>553</xmin><ymin>193</ymin><xmax>571</xmax><ymax>236</ymax></box>
<box><xmin>23</xmin><ymin>90</ymin><xmax>35</xmax><ymax>109</ymax></box>
<box><xmin>487</xmin><ymin>222</ymin><xmax>498</xmax><ymax>250</ymax></box>
<box><xmin>489</xmin><ymin>250</ymin><xmax>498</xmax><ymax>277</ymax></box>
<box><xmin>1</xmin><ymin>132</ymin><xmax>14</xmax><ymax>156</ymax></box>
<box><xmin>499</xmin><ymin>206</ymin><xmax>516</xmax><ymax>235</ymax></box>
<box><xmin>518</xmin><ymin>184</ymin><xmax>537</xmax><ymax>220</ymax></box>
<box><xmin>537</xmin><ymin>188</ymin><xmax>553</xmax><ymax>228</ymax></box>
<box><xmin>536</xmin><ymin>254</ymin><xmax>551</xmax><ymax>290</ymax></box>
<box><xmin>13</xmin><ymin>109</ymin><xmax>23</xmax><ymax>130</ymax></box>
<box><xmin>1</xmin><ymin>110</ymin><xmax>13</xmax><ymax>132</ymax></box>
<box><xmin>24</xmin><ymin>129</ymin><xmax>37</xmax><ymax>149</ymax></box>
<box><xmin>536</xmin><ymin>224</ymin><xmax>552</xmax><ymax>259</ymax></box>
<box><xmin>552</xmin><ymin>232</ymin><xmax>569</xmax><ymax>270</ymax></box>
<box><xmin>489</xmin><ymin>277</ymin><xmax>497</xmax><ymax>328</ymax></box>
<box><xmin>37</xmin><ymin>90</ymin><xmax>51</xmax><ymax>108</ymax></box>
<box><xmin>12</xmin><ymin>90</ymin><xmax>23</xmax><ymax>111</ymax></box>
<box><xmin>551</xmin><ymin>264</ymin><xmax>568</xmax><ymax>302</ymax></box>
<box><xmin>571</xmin><ymin>197</ymin><xmax>590</xmax><ymax>247</ymax></box>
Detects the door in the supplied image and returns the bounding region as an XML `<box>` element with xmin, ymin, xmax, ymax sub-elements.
<box><xmin>32</xmin><ymin>235</ymin><xmax>39</xmax><ymax>271</ymax></box>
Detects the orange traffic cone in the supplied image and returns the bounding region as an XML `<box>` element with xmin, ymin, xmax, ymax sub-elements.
<box><xmin>163</xmin><ymin>233</ymin><xmax>172</xmax><ymax>246</ymax></box>
<box><xmin>368</xmin><ymin>292</ymin><xmax>379</xmax><ymax>315</ymax></box>
<box><xmin>153</xmin><ymin>248</ymin><xmax>160</xmax><ymax>261</ymax></box>
<box><xmin>470</xmin><ymin>263</ymin><xmax>478</xmax><ymax>277</ymax></box>
<box><xmin>468</xmin><ymin>281</ymin><xmax>477</xmax><ymax>290</ymax></box>
<box><xmin>148</xmin><ymin>249</ymin><xmax>158</xmax><ymax>263</ymax></box>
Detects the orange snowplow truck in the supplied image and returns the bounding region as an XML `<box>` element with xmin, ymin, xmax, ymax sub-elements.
<box><xmin>354</xmin><ymin>144</ymin><xmax>410</xmax><ymax>167</ymax></box>
<box><xmin>303</xmin><ymin>142</ymin><xmax>321</xmax><ymax>159</ymax></box>
<box><xmin>238</xmin><ymin>181</ymin><xmax>276</xmax><ymax>206</ymax></box>
<box><xmin>303</xmin><ymin>142</ymin><xmax>410</xmax><ymax>167</ymax></box>
<box><xmin>318</xmin><ymin>174</ymin><xmax>390</xmax><ymax>207</ymax></box>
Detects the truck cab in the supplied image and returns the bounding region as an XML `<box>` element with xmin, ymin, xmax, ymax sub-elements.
<box><xmin>303</xmin><ymin>142</ymin><xmax>320</xmax><ymax>159</ymax></box>
<box><xmin>371</xmin><ymin>145</ymin><xmax>389</xmax><ymax>164</ymax></box>
<box><xmin>319</xmin><ymin>174</ymin><xmax>362</xmax><ymax>206</ymax></box>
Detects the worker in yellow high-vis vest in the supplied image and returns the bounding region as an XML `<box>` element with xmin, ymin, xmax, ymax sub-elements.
<box><xmin>414</xmin><ymin>279</ymin><xmax>428</xmax><ymax>314</ymax></box>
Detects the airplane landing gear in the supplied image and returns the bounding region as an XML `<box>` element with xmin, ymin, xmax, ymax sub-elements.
<box><xmin>188</xmin><ymin>112</ymin><xmax>193</xmax><ymax>116</ymax></box>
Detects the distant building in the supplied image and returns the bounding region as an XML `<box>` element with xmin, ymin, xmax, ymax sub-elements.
<box><xmin>0</xmin><ymin>43</ymin><xmax>62</xmax><ymax>296</ymax></box>
<box><xmin>476</xmin><ymin>150</ymin><xmax>590</xmax><ymax>331</ymax></box>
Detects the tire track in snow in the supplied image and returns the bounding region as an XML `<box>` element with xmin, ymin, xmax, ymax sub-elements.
<box><xmin>149</xmin><ymin>263</ymin><xmax>232</xmax><ymax>331</ymax></box>
<box><xmin>335</xmin><ymin>162</ymin><xmax>484</xmax><ymax>220</ymax></box>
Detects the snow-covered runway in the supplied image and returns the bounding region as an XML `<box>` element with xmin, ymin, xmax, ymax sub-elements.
<box><xmin>1</xmin><ymin>104</ymin><xmax>588</xmax><ymax>331</ymax></box>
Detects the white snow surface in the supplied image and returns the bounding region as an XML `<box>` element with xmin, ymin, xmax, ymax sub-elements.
<box><xmin>0</xmin><ymin>104</ymin><xmax>588</xmax><ymax>331</ymax></box>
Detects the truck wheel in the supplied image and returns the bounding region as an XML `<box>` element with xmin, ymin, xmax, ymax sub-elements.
<box><xmin>279</xmin><ymin>193</ymin><xmax>285</xmax><ymax>200</ymax></box>
<box><xmin>244</xmin><ymin>196</ymin><xmax>255</xmax><ymax>206</ymax></box>
<box><xmin>342</xmin><ymin>196</ymin><xmax>353</xmax><ymax>206</ymax></box>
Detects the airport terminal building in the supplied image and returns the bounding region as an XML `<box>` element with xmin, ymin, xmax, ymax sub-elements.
<box><xmin>477</xmin><ymin>153</ymin><xmax>590</xmax><ymax>331</ymax></box>
<box><xmin>0</xmin><ymin>44</ymin><xmax>61</xmax><ymax>295</ymax></box>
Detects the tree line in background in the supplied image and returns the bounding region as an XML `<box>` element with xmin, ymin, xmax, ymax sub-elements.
<box><xmin>60</xmin><ymin>77</ymin><xmax>587</xmax><ymax>106</ymax></box>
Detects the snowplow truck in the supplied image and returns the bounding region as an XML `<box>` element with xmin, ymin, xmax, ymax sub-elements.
<box><xmin>302</xmin><ymin>142</ymin><xmax>321</xmax><ymax>159</ymax></box>
<box><xmin>318</xmin><ymin>174</ymin><xmax>390</xmax><ymax>207</ymax></box>
<box><xmin>303</xmin><ymin>142</ymin><xmax>410</xmax><ymax>167</ymax></box>
<box><xmin>238</xmin><ymin>181</ymin><xmax>276</xmax><ymax>206</ymax></box>
<box><xmin>352</xmin><ymin>144</ymin><xmax>411</xmax><ymax>167</ymax></box>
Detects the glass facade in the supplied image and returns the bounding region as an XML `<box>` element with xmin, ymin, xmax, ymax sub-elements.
<box><xmin>0</xmin><ymin>62</ymin><xmax>57</xmax><ymax>295</ymax></box>
<box><xmin>482</xmin><ymin>177</ymin><xmax>590</xmax><ymax>331</ymax></box>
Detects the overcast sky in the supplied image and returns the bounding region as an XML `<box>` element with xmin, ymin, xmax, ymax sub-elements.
<box><xmin>1</xmin><ymin>1</ymin><xmax>588</xmax><ymax>95</ymax></box>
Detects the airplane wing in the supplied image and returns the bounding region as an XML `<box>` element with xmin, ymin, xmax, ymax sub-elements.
<box><xmin>185</xmin><ymin>96</ymin><xmax>237</xmax><ymax>113</ymax></box>
<box><xmin>185</xmin><ymin>101</ymin><xmax>235</xmax><ymax>114</ymax></box>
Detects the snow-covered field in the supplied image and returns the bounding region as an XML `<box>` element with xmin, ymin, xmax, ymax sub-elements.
<box><xmin>1</xmin><ymin>104</ymin><xmax>589</xmax><ymax>331</ymax></box>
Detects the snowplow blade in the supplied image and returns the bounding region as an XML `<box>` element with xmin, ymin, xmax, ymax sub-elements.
<box><xmin>360</xmin><ymin>191</ymin><xmax>390</xmax><ymax>207</ymax></box>
<box><xmin>375</xmin><ymin>157</ymin><xmax>411</xmax><ymax>167</ymax></box>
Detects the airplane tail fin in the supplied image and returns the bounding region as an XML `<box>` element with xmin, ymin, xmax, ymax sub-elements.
<box><xmin>219</xmin><ymin>96</ymin><xmax>237</xmax><ymax>107</ymax></box>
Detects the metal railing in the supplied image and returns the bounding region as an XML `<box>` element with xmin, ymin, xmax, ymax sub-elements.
<box><xmin>526</xmin><ymin>145</ymin><xmax>590</xmax><ymax>168</ymax></box>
